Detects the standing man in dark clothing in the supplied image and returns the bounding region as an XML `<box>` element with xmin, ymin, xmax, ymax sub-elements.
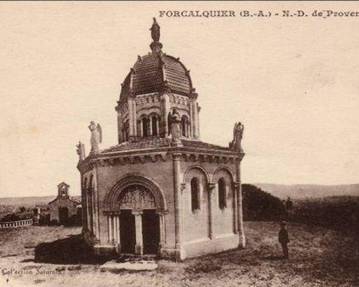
<box><xmin>278</xmin><ymin>221</ymin><xmax>289</xmax><ymax>259</ymax></box>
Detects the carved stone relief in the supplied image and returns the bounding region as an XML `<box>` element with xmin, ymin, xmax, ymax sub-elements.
<box><xmin>118</xmin><ymin>185</ymin><xmax>156</xmax><ymax>210</ymax></box>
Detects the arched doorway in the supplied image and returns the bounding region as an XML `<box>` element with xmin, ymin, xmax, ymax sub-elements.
<box><xmin>58</xmin><ymin>207</ymin><xmax>69</xmax><ymax>225</ymax></box>
<box><xmin>119</xmin><ymin>210</ymin><xmax>136</xmax><ymax>253</ymax></box>
<box><xmin>106</xmin><ymin>181</ymin><xmax>164</xmax><ymax>255</ymax></box>
<box><xmin>118</xmin><ymin>185</ymin><xmax>160</xmax><ymax>255</ymax></box>
<box><xmin>142</xmin><ymin>210</ymin><xmax>160</xmax><ymax>254</ymax></box>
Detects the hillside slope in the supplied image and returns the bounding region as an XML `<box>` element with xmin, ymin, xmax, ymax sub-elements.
<box><xmin>0</xmin><ymin>195</ymin><xmax>81</xmax><ymax>207</ymax></box>
<box><xmin>254</xmin><ymin>183</ymin><xmax>359</xmax><ymax>199</ymax></box>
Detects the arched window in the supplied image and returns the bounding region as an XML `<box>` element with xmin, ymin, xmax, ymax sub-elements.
<box><xmin>167</xmin><ymin>112</ymin><xmax>172</xmax><ymax>135</ymax></box>
<box><xmin>88</xmin><ymin>175</ymin><xmax>94</xmax><ymax>232</ymax></box>
<box><xmin>83</xmin><ymin>177</ymin><xmax>88</xmax><ymax>228</ymax></box>
<box><xmin>218</xmin><ymin>178</ymin><xmax>227</xmax><ymax>209</ymax></box>
<box><xmin>122</xmin><ymin>120</ymin><xmax>129</xmax><ymax>141</ymax></box>
<box><xmin>152</xmin><ymin>115</ymin><xmax>158</xmax><ymax>136</ymax></box>
<box><xmin>83</xmin><ymin>177</ymin><xmax>88</xmax><ymax>193</ymax></box>
<box><xmin>142</xmin><ymin>117</ymin><xmax>150</xmax><ymax>137</ymax></box>
<box><xmin>191</xmin><ymin>178</ymin><xmax>200</xmax><ymax>212</ymax></box>
<box><xmin>181</xmin><ymin>115</ymin><xmax>190</xmax><ymax>137</ymax></box>
<box><xmin>137</xmin><ymin>120</ymin><xmax>142</xmax><ymax>137</ymax></box>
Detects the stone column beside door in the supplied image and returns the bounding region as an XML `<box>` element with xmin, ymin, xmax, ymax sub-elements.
<box><xmin>115</xmin><ymin>213</ymin><xmax>121</xmax><ymax>253</ymax></box>
<box><xmin>232</xmin><ymin>182</ymin><xmax>239</xmax><ymax>234</ymax></box>
<box><xmin>156</xmin><ymin>210</ymin><xmax>167</xmax><ymax>255</ymax></box>
<box><xmin>207</xmin><ymin>182</ymin><xmax>215</xmax><ymax>239</ymax></box>
<box><xmin>108</xmin><ymin>215</ymin><xmax>113</xmax><ymax>243</ymax></box>
<box><xmin>132</xmin><ymin>210</ymin><xmax>143</xmax><ymax>255</ymax></box>
<box><xmin>173</xmin><ymin>153</ymin><xmax>184</xmax><ymax>259</ymax></box>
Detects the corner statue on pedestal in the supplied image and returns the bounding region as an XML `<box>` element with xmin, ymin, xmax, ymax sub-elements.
<box><xmin>88</xmin><ymin>121</ymin><xmax>102</xmax><ymax>154</ymax></box>
<box><xmin>230</xmin><ymin>122</ymin><xmax>244</xmax><ymax>152</ymax></box>
<box><xmin>169</xmin><ymin>109</ymin><xmax>181</xmax><ymax>144</ymax></box>
<box><xmin>76</xmin><ymin>141</ymin><xmax>86</xmax><ymax>161</ymax></box>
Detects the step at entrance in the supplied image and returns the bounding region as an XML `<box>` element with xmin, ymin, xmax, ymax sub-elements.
<box><xmin>101</xmin><ymin>255</ymin><xmax>158</xmax><ymax>272</ymax></box>
<box><xmin>116</xmin><ymin>254</ymin><xmax>157</xmax><ymax>263</ymax></box>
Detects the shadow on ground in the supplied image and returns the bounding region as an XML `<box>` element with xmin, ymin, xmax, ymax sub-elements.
<box><xmin>34</xmin><ymin>235</ymin><xmax>110</xmax><ymax>265</ymax></box>
<box><xmin>261</xmin><ymin>255</ymin><xmax>284</xmax><ymax>261</ymax></box>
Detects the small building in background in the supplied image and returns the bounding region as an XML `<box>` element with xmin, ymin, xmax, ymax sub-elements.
<box><xmin>48</xmin><ymin>182</ymin><xmax>82</xmax><ymax>226</ymax></box>
<box><xmin>33</xmin><ymin>205</ymin><xmax>50</xmax><ymax>225</ymax></box>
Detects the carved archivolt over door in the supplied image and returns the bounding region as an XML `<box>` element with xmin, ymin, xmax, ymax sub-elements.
<box><xmin>104</xmin><ymin>174</ymin><xmax>167</xmax><ymax>212</ymax></box>
<box><xmin>119</xmin><ymin>185</ymin><xmax>156</xmax><ymax>210</ymax></box>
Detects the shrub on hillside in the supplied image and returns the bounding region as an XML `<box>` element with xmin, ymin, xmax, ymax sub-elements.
<box><xmin>289</xmin><ymin>196</ymin><xmax>359</xmax><ymax>233</ymax></box>
<box><xmin>0</xmin><ymin>213</ymin><xmax>20</xmax><ymax>222</ymax></box>
<box><xmin>0</xmin><ymin>211</ymin><xmax>33</xmax><ymax>222</ymax></box>
<box><xmin>242</xmin><ymin>184</ymin><xmax>286</xmax><ymax>221</ymax></box>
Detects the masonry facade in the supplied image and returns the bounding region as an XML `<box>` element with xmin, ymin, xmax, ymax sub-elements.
<box><xmin>48</xmin><ymin>182</ymin><xmax>81</xmax><ymax>225</ymax></box>
<box><xmin>77</xmin><ymin>19</ymin><xmax>245</xmax><ymax>260</ymax></box>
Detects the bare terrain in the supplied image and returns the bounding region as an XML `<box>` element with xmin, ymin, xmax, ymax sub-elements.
<box><xmin>0</xmin><ymin>222</ymin><xmax>358</xmax><ymax>287</ymax></box>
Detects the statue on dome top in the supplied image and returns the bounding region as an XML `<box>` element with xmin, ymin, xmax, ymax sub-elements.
<box><xmin>150</xmin><ymin>17</ymin><xmax>160</xmax><ymax>42</ymax></box>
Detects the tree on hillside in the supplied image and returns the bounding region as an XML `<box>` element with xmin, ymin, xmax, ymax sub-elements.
<box><xmin>289</xmin><ymin>196</ymin><xmax>359</xmax><ymax>232</ymax></box>
<box><xmin>285</xmin><ymin>197</ymin><xmax>293</xmax><ymax>211</ymax></box>
<box><xmin>242</xmin><ymin>184</ymin><xmax>286</xmax><ymax>221</ymax></box>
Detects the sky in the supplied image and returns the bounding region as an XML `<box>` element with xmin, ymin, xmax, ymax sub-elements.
<box><xmin>1</xmin><ymin>2</ymin><xmax>359</xmax><ymax>197</ymax></box>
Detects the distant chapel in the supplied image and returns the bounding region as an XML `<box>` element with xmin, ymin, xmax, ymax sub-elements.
<box><xmin>48</xmin><ymin>182</ymin><xmax>81</xmax><ymax>225</ymax></box>
<box><xmin>77</xmin><ymin>18</ymin><xmax>245</xmax><ymax>260</ymax></box>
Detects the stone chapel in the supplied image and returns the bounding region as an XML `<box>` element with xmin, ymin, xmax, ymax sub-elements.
<box><xmin>48</xmin><ymin>182</ymin><xmax>81</xmax><ymax>225</ymax></box>
<box><xmin>77</xmin><ymin>18</ymin><xmax>245</xmax><ymax>260</ymax></box>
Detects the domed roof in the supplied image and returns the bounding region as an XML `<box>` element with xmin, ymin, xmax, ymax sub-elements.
<box><xmin>119</xmin><ymin>19</ymin><xmax>194</xmax><ymax>103</ymax></box>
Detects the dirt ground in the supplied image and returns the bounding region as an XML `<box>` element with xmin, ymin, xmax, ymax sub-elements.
<box><xmin>0</xmin><ymin>222</ymin><xmax>358</xmax><ymax>287</ymax></box>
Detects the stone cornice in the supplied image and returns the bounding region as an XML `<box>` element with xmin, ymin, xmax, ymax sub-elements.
<box><xmin>99</xmin><ymin>144</ymin><xmax>243</xmax><ymax>157</ymax></box>
<box><xmin>77</xmin><ymin>145</ymin><xmax>244</xmax><ymax>173</ymax></box>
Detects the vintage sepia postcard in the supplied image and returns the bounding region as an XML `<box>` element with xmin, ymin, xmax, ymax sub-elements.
<box><xmin>0</xmin><ymin>1</ymin><xmax>358</xmax><ymax>286</ymax></box>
